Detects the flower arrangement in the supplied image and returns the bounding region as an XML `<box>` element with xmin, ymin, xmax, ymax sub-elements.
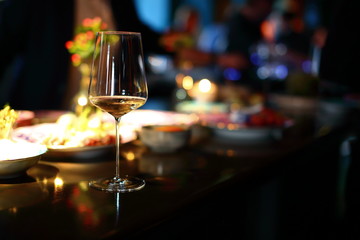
<box><xmin>65</xmin><ymin>17</ymin><xmax>109</xmax><ymax>115</ymax></box>
<box><xmin>65</xmin><ymin>17</ymin><xmax>108</xmax><ymax>66</ymax></box>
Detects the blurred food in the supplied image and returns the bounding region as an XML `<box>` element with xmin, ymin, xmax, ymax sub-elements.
<box><xmin>13</xmin><ymin>108</ymin><xmax>116</xmax><ymax>149</ymax></box>
<box><xmin>244</xmin><ymin>107</ymin><xmax>287</xmax><ymax>127</ymax></box>
<box><xmin>16</xmin><ymin>110</ymin><xmax>35</xmax><ymax>127</ymax></box>
<box><xmin>0</xmin><ymin>105</ymin><xmax>18</xmax><ymax>139</ymax></box>
<box><xmin>201</xmin><ymin>106</ymin><xmax>288</xmax><ymax>129</ymax></box>
<box><xmin>44</xmin><ymin>109</ymin><xmax>115</xmax><ymax>148</ymax></box>
<box><xmin>13</xmin><ymin>110</ymin><xmax>198</xmax><ymax>150</ymax></box>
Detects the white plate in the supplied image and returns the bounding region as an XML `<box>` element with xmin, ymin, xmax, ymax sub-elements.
<box><xmin>0</xmin><ymin>140</ymin><xmax>47</xmax><ymax>178</ymax></box>
<box><xmin>44</xmin><ymin>144</ymin><xmax>114</xmax><ymax>159</ymax></box>
<box><xmin>11</xmin><ymin>123</ymin><xmax>135</xmax><ymax>159</ymax></box>
<box><xmin>209</xmin><ymin>126</ymin><xmax>283</xmax><ymax>143</ymax></box>
<box><xmin>199</xmin><ymin>112</ymin><xmax>290</xmax><ymax>143</ymax></box>
<box><xmin>11</xmin><ymin>110</ymin><xmax>198</xmax><ymax>159</ymax></box>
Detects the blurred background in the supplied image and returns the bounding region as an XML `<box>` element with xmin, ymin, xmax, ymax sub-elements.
<box><xmin>1</xmin><ymin>1</ymin><xmax>359</xmax><ymax>239</ymax></box>
<box><xmin>0</xmin><ymin>0</ymin><xmax>358</xmax><ymax>112</ymax></box>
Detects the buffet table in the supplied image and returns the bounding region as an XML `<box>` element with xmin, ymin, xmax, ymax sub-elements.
<box><xmin>0</xmin><ymin>105</ymin><xmax>358</xmax><ymax>240</ymax></box>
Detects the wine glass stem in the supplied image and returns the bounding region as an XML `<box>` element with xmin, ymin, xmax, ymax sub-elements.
<box><xmin>115</xmin><ymin>117</ymin><xmax>122</xmax><ymax>180</ymax></box>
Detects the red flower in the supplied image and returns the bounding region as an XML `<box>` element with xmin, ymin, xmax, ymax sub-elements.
<box><xmin>82</xmin><ymin>18</ymin><xmax>93</xmax><ymax>27</ymax></box>
<box><xmin>101</xmin><ymin>22</ymin><xmax>107</xmax><ymax>29</ymax></box>
<box><xmin>86</xmin><ymin>31</ymin><xmax>94</xmax><ymax>40</ymax></box>
<box><xmin>93</xmin><ymin>17</ymin><xmax>101</xmax><ymax>25</ymax></box>
<box><xmin>66</xmin><ymin>17</ymin><xmax>108</xmax><ymax>66</ymax></box>
<box><xmin>65</xmin><ymin>41</ymin><xmax>73</xmax><ymax>49</ymax></box>
<box><xmin>71</xmin><ymin>54</ymin><xmax>81</xmax><ymax>65</ymax></box>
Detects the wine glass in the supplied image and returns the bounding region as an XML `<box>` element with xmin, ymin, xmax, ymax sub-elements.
<box><xmin>88</xmin><ymin>31</ymin><xmax>148</xmax><ymax>192</ymax></box>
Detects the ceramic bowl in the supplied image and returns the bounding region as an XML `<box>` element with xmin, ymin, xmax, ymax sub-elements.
<box><xmin>16</xmin><ymin>110</ymin><xmax>35</xmax><ymax>127</ymax></box>
<box><xmin>139</xmin><ymin>125</ymin><xmax>191</xmax><ymax>153</ymax></box>
<box><xmin>0</xmin><ymin>140</ymin><xmax>47</xmax><ymax>179</ymax></box>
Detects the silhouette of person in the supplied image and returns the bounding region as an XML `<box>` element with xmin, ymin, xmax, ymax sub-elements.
<box><xmin>172</xmin><ymin>0</ymin><xmax>274</xmax><ymax>90</ymax></box>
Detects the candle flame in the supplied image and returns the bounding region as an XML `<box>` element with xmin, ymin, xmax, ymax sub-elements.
<box><xmin>198</xmin><ymin>79</ymin><xmax>212</xmax><ymax>93</ymax></box>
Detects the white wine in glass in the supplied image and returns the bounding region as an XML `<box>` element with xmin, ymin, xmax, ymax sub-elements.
<box><xmin>88</xmin><ymin>31</ymin><xmax>148</xmax><ymax>192</ymax></box>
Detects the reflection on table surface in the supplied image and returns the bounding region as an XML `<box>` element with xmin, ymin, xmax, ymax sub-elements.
<box><xmin>1</xmin><ymin>104</ymin><xmax>359</xmax><ymax>240</ymax></box>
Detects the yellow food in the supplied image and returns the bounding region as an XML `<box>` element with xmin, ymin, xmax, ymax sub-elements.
<box><xmin>41</xmin><ymin>107</ymin><xmax>115</xmax><ymax>148</ymax></box>
<box><xmin>0</xmin><ymin>105</ymin><xmax>18</xmax><ymax>139</ymax></box>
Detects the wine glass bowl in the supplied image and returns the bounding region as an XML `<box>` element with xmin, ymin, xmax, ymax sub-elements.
<box><xmin>88</xmin><ymin>31</ymin><xmax>147</xmax><ymax>192</ymax></box>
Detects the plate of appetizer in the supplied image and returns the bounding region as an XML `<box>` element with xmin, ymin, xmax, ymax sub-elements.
<box><xmin>12</xmin><ymin>110</ymin><xmax>136</xmax><ymax>159</ymax></box>
<box><xmin>199</xmin><ymin>105</ymin><xmax>292</xmax><ymax>143</ymax></box>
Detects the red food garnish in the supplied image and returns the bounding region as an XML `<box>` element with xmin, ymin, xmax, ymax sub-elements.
<box><xmin>154</xmin><ymin>126</ymin><xmax>185</xmax><ymax>132</ymax></box>
<box><xmin>247</xmin><ymin>107</ymin><xmax>286</xmax><ymax>127</ymax></box>
<box><xmin>83</xmin><ymin>134</ymin><xmax>116</xmax><ymax>146</ymax></box>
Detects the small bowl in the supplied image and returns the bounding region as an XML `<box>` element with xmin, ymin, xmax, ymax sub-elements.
<box><xmin>16</xmin><ymin>110</ymin><xmax>35</xmax><ymax>127</ymax></box>
<box><xmin>139</xmin><ymin>125</ymin><xmax>191</xmax><ymax>153</ymax></box>
<box><xmin>0</xmin><ymin>140</ymin><xmax>47</xmax><ymax>179</ymax></box>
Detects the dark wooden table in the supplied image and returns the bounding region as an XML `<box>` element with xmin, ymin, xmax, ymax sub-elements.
<box><xmin>0</xmin><ymin>106</ymin><xmax>359</xmax><ymax>240</ymax></box>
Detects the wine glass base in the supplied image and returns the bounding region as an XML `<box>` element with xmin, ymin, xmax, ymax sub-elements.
<box><xmin>89</xmin><ymin>176</ymin><xmax>145</xmax><ymax>193</ymax></box>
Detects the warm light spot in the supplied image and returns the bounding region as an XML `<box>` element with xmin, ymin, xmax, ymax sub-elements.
<box><xmin>261</xmin><ymin>20</ymin><xmax>275</xmax><ymax>42</ymax></box>
<box><xmin>9</xmin><ymin>207</ymin><xmax>17</xmax><ymax>214</ymax></box>
<box><xmin>54</xmin><ymin>177</ymin><xmax>64</xmax><ymax>187</ymax></box>
<box><xmin>176</xmin><ymin>73</ymin><xmax>185</xmax><ymax>88</ymax></box>
<box><xmin>125</xmin><ymin>151</ymin><xmax>135</xmax><ymax>161</ymax></box>
<box><xmin>41</xmin><ymin>178</ymin><xmax>48</xmax><ymax>186</ymax></box>
<box><xmin>54</xmin><ymin>177</ymin><xmax>64</xmax><ymax>201</ymax></box>
<box><xmin>79</xmin><ymin>181</ymin><xmax>89</xmax><ymax>191</ymax></box>
<box><xmin>217</xmin><ymin>122</ymin><xmax>226</xmax><ymax>129</ymax></box>
<box><xmin>226</xmin><ymin>149</ymin><xmax>235</xmax><ymax>157</ymax></box>
<box><xmin>187</xmin><ymin>78</ymin><xmax>218</xmax><ymax>102</ymax></box>
<box><xmin>182</xmin><ymin>76</ymin><xmax>194</xmax><ymax>90</ymax></box>
<box><xmin>78</xmin><ymin>96</ymin><xmax>88</xmax><ymax>106</ymax></box>
<box><xmin>227</xmin><ymin>123</ymin><xmax>238</xmax><ymax>130</ymax></box>
<box><xmin>198</xmin><ymin>79</ymin><xmax>212</xmax><ymax>93</ymax></box>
